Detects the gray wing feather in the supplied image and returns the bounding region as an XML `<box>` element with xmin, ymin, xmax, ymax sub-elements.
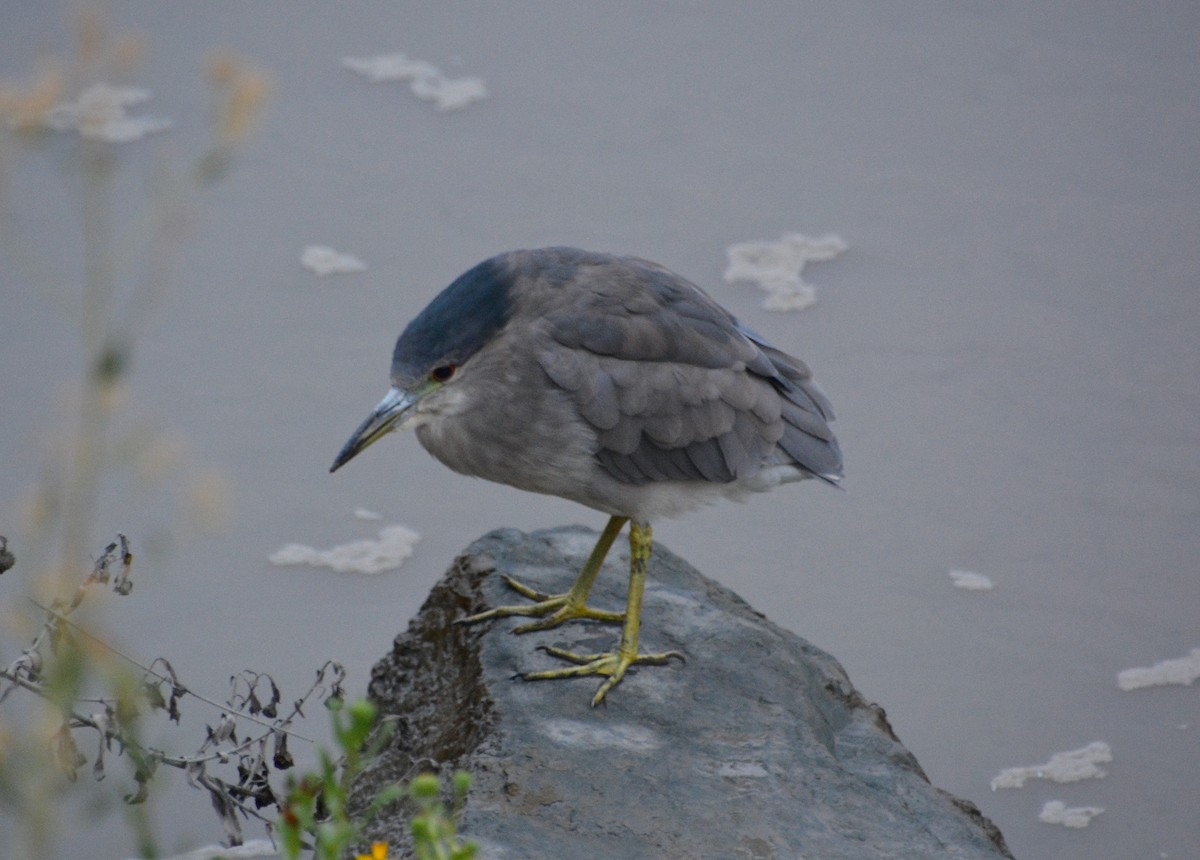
<box><xmin>778</xmin><ymin>420</ymin><xmax>843</xmax><ymax>480</ymax></box>
<box><xmin>717</xmin><ymin>428</ymin><xmax>751</xmax><ymax>477</ymax></box>
<box><xmin>596</xmin><ymin>448</ymin><xmax>647</xmax><ymax>483</ymax></box>
<box><xmin>537</xmin><ymin>345</ymin><xmax>587</xmax><ymax>392</ymax></box>
<box><xmin>581</xmin><ymin>371</ymin><xmax>620</xmax><ymax>430</ymax></box>
<box><xmin>684</xmin><ymin>437</ymin><xmax>733</xmax><ymax>482</ymax></box>
<box><xmin>534</xmin><ymin>257</ymin><xmax>841</xmax><ymax>485</ymax></box>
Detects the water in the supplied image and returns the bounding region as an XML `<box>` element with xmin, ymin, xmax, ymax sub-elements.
<box><xmin>2</xmin><ymin>3</ymin><xmax>1198</xmax><ymax>858</ymax></box>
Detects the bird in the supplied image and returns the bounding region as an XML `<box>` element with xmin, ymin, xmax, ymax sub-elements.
<box><xmin>330</xmin><ymin>247</ymin><xmax>842</xmax><ymax>706</ymax></box>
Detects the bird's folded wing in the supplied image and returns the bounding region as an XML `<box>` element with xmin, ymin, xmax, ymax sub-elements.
<box><xmin>535</xmin><ymin>264</ymin><xmax>841</xmax><ymax>486</ymax></box>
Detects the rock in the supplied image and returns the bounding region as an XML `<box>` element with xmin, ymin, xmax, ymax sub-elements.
<box><xmin>350</xmin><ymin>526</ymin><xmax>1012</xmax><ymax>859</ymax></box>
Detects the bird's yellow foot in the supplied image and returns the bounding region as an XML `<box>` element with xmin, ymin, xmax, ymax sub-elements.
<box><xmin>524</xmin><ymin>644</ymin><xmax>685</xmax><ymax>707</ymax></box>
<box><xmin>456</xmin><ymin>574</ymin><xmax>624</xmax><ymax>634</ymax></box>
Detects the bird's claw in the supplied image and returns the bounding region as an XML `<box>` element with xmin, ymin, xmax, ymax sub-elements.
<box><xmin>524</xmin><ymin>645</ymin><xmax>685</xmax><ymax>706</ymax></box>
<box><xmin>456</xmin><ymin>575</ymin><xmax>624</xmax><ymax>631</ymax></box>
<box><xmin>497</xmin><ymin>575</ymin><xmax>551</xmax><ymax>601</ymax></box>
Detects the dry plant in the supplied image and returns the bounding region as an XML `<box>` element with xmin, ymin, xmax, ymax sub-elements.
<box><xmin>0</xmin><ymin>9</ymin><xmax>352</xmax><ymax>858</ymax></box>
<box><xmin>2</xmin><ymin>13</ymin><xmax>476</xmax><ymax>858</ymax></box>
<box><xmin>0</xmin><ymin>535</ymin><xmax>347</xmax><ymax>854</ymax></box>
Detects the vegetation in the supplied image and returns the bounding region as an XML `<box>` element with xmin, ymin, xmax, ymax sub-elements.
<box><xmin>0</xmin><ymin>11</ymin><xmax>476</xmax><ymax>858</ymax></box>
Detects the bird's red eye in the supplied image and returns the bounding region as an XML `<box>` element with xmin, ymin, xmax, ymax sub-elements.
<box><xmin>431</xmin><ymin>364</ymin><xmax>457</xmax><ymax>383</ymax></box>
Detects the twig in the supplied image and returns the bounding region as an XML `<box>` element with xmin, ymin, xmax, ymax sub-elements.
<box><xmin>25</xmin><ymin>599</ymin><xmax>317</xmax><ymax>743</ymax></box>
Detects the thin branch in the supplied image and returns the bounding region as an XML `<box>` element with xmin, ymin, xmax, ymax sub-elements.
<box><xmin>26</xmin><ymin>599</ymin><xmax>317</xmax><ymax>743</ymax></box>
<box><xmin>5</xmin><ymin>536</ymin><xmax>130</xmax><ymax>683</ymax></box>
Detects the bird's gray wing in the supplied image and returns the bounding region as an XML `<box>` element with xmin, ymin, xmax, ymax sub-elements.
<box><xmin>534</xmin><ymin>259</ymin><xmax>841</xmax><ymax>485</ymax></box>
<box><xmin>737</xmin><ymin>323</ymin><xmax>843</xmax><ymax>483</ymax></box>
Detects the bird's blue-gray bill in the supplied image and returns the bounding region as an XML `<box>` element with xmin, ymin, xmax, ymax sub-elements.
<box><xmin>330</xmin><ymin>387</ymin><xmax>416</xmax><ymax>473</ymax></box>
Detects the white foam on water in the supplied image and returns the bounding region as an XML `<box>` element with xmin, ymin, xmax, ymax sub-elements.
<box><xmin>724</xmin><ymin>232</ymin><xmax>847</xmax><ymax>312</ymax></box>
<box><xmin>44</xmin><ymin>83</ymin><xmax>171</xmax><ymax>142</ymax></box>
<box><xmin>1038</xmin><ymin>800</ymin><xmax>1104</xmax><ymax>829</ymax></box>
<box><xmin>300</xmin><ymin>245</ymin><xmax>367</xmax><ymax>276</ymax></box>
<box><xmin>341</xmin><ymin>52</ymin><xmax>487</xmax><ymax>111</ymax></box>
<box><xmin>131</xmin><ymin>838</ymin><xmax>277</xmax><ymax>860</ymax></box>
<box><xmin>269</xmin><ymin>524</ymin><xmax>420</xmax><ymax>574</ymax></box>
<box><xmin>1117</xmin><ymin>648</ymin><xmax>1200</xmax><ymax>691</ymax></box>
<box><xmin>948</xmin><ymin>569</ymin><xmax>995</xmax><ymax>591</ymax></box>
<box><xmin>990</xmin><ymin>741</ymin><xmax>1112</xmax><ymax>790</ymax></box>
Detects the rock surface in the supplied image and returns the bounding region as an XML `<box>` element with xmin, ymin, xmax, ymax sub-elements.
<box><xmin>351</xmin><ymin>526</ymin><xmax>1012</xmax><ymax>859</ymax></box>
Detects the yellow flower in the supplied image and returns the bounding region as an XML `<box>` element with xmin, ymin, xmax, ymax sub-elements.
<box><xmin>356</xmin><ymin>843</ymin><xmax>388</xmax><ymax>860</ymax></box>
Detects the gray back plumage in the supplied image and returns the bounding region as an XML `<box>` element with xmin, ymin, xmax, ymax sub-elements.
<box><xmin>515</xmin><ymin>249</ymin><xmax>843</xmax><ymax>487</ymax></box>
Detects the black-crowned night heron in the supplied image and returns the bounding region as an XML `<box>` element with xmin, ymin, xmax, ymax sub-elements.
<box><xmin>331</xmin><ymin>247</ymin><xmax>842</xmax><ymax>706</ymax></box>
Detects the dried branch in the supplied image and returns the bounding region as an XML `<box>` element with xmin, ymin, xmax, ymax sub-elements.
<box><xmin>0</xmin><ymin>538</ymin><xmax>350</xmax><ymax>845</ymax></box>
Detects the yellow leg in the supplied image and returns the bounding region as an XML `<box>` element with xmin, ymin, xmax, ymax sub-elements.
<box><xmin>458</xmin><ymin>516</ymin><xmax>628</xmax><ymax>634</ymax></box>
<box><xmin>523</xmin><ymin>521</ymin><xmax>684</xmax><ymax>706</ymax></box>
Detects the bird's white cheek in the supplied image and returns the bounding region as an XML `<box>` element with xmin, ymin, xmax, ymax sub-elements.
<box><xmin>410</xmin><ymin>385</ymin><xmax>471</xmax><ymax>427</ymax></box>
<box><xmin>395</xmin><ymin>411</ymin><xmax>430</xmax><ymax>432</ymax></box>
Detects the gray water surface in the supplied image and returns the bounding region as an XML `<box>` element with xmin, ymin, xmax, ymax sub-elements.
<box><xmin>2</xmin><ymin>4</ymin><xmax>1198</xmax><ymax>858</ymax></box>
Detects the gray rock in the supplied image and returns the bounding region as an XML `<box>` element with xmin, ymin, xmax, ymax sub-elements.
<box><xmin>351</xmin><ymin>526</ymin><xmax>1012</xmax><ymax>859</ymax></box>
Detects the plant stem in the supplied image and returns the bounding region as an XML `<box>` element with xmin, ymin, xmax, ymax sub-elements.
<box><xmin>60</xmin><ymin>140</ymin><xmax>118</xmax><ymax>584</ymax></box>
